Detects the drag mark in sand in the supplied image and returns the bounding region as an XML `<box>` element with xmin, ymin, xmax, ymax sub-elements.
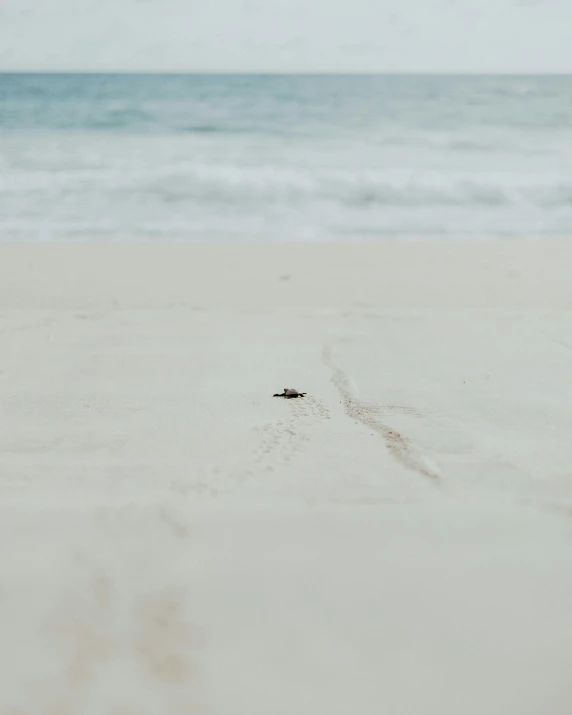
<box><xmin>322</xmin><ymin>344</ymin><xmax>441</xmax><ymax>481</ymax></box>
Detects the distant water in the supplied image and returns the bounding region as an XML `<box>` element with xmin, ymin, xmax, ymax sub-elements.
<box><xmin>1</xmin><ymin>73</ymin><xmax>572</xmax><ymax>242</ymax></box>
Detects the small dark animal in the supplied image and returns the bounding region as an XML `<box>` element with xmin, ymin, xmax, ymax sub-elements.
<box><xmin>273</xmin><ymin>388</ymin><xmax>306</xmax><ymax>398</ymax></box>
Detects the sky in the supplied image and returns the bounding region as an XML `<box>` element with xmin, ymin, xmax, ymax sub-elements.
<box><xmin>0</xmin><ymin>0</ymin><xmax>570</xmax><ymax>73</ymax></box>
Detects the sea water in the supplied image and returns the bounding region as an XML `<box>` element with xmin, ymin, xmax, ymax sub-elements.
<box><xmin>1</xmin><ymin>73</ymin><xmax>571</xmax><ymax>242</ymax></box>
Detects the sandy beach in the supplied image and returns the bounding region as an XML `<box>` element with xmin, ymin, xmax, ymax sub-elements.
<box><xmin>1</xmin><ymin>241</ymin><xmax>572</xmax><ymax>714</ymax></box>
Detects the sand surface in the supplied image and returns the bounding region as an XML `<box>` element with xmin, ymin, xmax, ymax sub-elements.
<box><xmin>1</xmin><ymin>242</ymin><xmax>572</xmax><ymax>714</ymax></box>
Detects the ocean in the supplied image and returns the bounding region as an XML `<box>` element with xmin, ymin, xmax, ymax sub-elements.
<box><xmin>1</xmin><ymin>73</ymin><xmax>571</xmax><ymax>242</ymax></box>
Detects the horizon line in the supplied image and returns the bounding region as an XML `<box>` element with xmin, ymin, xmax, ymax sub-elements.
<box><xmin>1</xmin><ymin>70</ymin><xmax>572</xmax><ymax>77</ymax></box>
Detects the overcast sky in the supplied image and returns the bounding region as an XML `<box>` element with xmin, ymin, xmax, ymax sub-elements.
<box><xmin>0</xmin><ymin>0</ymin><xmax>570</xmax><ymax>73</ymax></box>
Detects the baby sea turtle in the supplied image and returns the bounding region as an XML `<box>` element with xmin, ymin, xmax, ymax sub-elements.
<box><xmin>273</xmin><ymin>388</ymin><xmax>307</xmax><ymax>399</ymax></box>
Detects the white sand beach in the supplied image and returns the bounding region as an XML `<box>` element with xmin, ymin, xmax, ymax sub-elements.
<box><xmin>1</xmin><ymin>241</ymin><xmax>572</xmax><ymax>714</ymax></box>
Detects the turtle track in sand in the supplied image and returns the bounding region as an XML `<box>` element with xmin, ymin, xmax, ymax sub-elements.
<box><xmin>250</xmin><ymin>395</ymin><xmax>330</xmax><ymax>472</ymax></box>
<box><xmin>322</xmin><ymin>344</ymin><xmax>441</xmax><ymax>482</ymax></box>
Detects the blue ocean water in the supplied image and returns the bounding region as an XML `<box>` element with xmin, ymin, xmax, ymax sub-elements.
<box><xmin>1</xmin><ymin>73</ymin><xmax>572</xmax><ymax>241</ymax></box>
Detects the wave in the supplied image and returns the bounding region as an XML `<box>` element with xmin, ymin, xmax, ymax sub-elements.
<box><xmin>137</xmin><ymin>167</ymin><xmax>572</xmax><ymax>210</ymax></box>
<box><xmin>179</xmin><ymin>124</ymin><xmax>230</xmax><ymax>133</ymax></box>
<box><xmin>3</xmin><ymin>154</ymin><xmax>572</xmax><ymax>211</ymax></box>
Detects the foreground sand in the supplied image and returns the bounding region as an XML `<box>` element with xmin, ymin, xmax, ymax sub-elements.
<box><xmin>1</xmin><ymin>242</ymin><xmax>572</xmax><ymax>714</ymax></box>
